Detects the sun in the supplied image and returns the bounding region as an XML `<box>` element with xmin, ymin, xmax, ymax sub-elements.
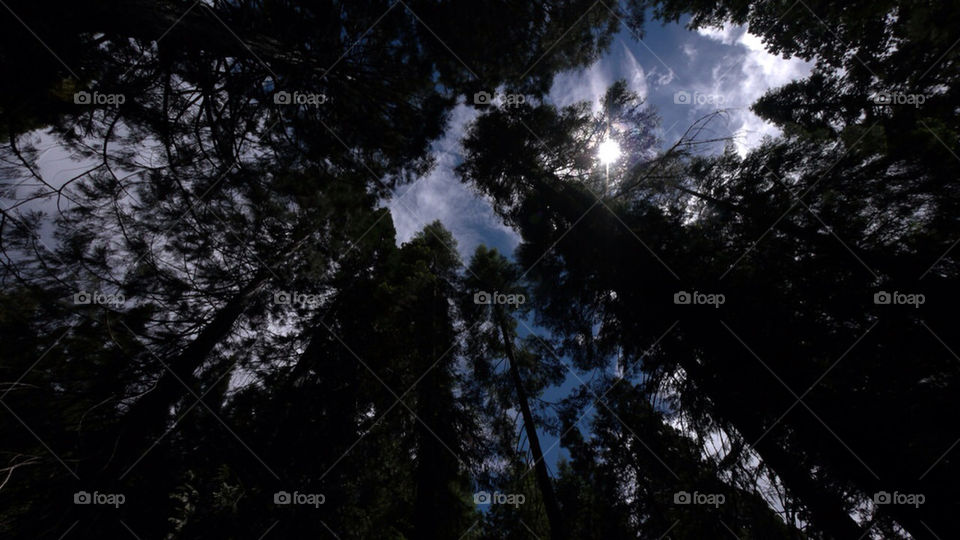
<box><xmin>597</xmin><ymin>138</ymin><xmax>621</xmax><ymax>165</ymax></box>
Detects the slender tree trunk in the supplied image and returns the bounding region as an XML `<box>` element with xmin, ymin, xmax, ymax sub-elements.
<box><xmin>496</xmin><ymin>314</ymin><xmax>564</xmax><ymax>540</ymax></box>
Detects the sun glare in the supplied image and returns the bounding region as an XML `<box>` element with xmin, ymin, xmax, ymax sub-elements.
<box><xmin>597</xmin><ymin>138</ymin><xmax>621</xmax><ymax>165</ymax></box>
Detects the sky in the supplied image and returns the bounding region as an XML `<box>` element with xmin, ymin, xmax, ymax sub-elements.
<box><xmin>388</xmin><ymin>17</ymin><xmax>814</xmax><ymax>260</ymax></box>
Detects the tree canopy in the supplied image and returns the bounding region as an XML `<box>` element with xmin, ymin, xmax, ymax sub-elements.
<box><xmin>1</xmin><ymin>0</ymin><xmax>957</xmax><ymax>538</ymax></box>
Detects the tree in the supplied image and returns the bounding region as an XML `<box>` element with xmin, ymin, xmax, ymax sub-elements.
<box><xmin>462</xmin><ymin>245</ymin><xmax>566</xmax><ymax>539</ymax></box>
<box><xmin>389</xmin><ymin>222</ymin><xmax>479</xmax><ymax>538</ymax></box>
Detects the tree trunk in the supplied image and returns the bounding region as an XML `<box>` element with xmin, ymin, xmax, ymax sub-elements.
<box><xmin>496</xmin><ymin>314</ymin><xmax>565</xmax><ymax>540</ymax></box>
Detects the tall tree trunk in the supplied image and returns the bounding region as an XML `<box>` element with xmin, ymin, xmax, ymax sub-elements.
<box><xmin>412</xmin><ymin>279</ymin><xmax>466</xmax><ymax>538</ymax></box>
<box><xmin>496</xmin><ymin>314</ymin><xmax>565</xmax><ymax>540</ymax></box>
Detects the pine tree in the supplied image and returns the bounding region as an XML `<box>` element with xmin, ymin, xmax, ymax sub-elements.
<box><xmin>462</xmin><ymin>246</ymin><xmax>567</xmax><ymax>539</ymax></box>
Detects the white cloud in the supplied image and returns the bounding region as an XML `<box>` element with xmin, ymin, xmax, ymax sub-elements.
<box><xmin>695</xmin><ymin>24</ymin><xmax>743</xmax><ymax>46</ymax></box>
<box><xmin>549</xmin><ymin>37</ymin><xmax>651</xmax><ymax>110</ymax></box>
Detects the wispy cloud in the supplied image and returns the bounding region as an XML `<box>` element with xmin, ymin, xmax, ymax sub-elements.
<box><xmin>387</xmin><ymin>104</ymin><xmax>519</xmax><ymax>260</ymax></box>
<box><xmin>691</xmin><ymin>24</ymin><xmax>814</xmax><ymax>154</ymax></box>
